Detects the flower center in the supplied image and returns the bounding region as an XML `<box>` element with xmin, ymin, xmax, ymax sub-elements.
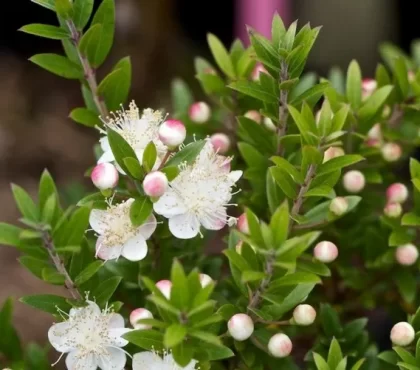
<box><xmin>102</xmin><ymin>201</ymin><xmax>137</xmax><ymax>247</ymax></box>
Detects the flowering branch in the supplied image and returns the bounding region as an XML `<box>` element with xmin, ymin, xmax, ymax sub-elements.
<box><xmin>276</xmin><ymin>61</ymin><xmax>289</xmax><ymax>155</ymax></box>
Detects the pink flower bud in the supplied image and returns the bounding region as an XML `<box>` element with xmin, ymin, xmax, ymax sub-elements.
<box><xmin>365</xmin><ymin>138</ymin><xmax>381</xmax><ymax>148</ymax></box>
<box><xmin>155</xmin><ymin>280</ymin><xmax>172</xmax><ymax>299</ymax></box>
<box><xmin>143</xmin><ymin>171</ymin><xmax>168</xmax><ymax>198</ymax></box>
<box><xmin>263</xmin><ymin>117</ymin><xmax>277</xmax><ymax>131</ymax></box>
<box><xmin>343</xmin><ymin>170</ymin><xmax>365</xmax><ymax>193</ymax></box>
<box><xmin>329</xmin><ymin>197</ymin><xmax>348</xmax><ymax>216</ymax></box>
<box><xmin>268</xmin><ymin>333</ymin><xmax>293</xmax><ymax>358</ymax></box>
<box><xmin>189</xmin><ymin>102</ymin><xmax>211</xmax><ymax>123</ymax></box>
<box><xmin>384</xmin><ymin>202</ymin><xmax>402</xmax><ymax>218</ymax></box>
<box><xmin>251</xmin><ymin>63</ymin><xmax>268</xmax><ymax>81</ymax></box>
<box><xmin>314</xmin><ymin>241</ymin><xmax>338</xmax><ymax>263</ymax></box>
<box><xmin>390</xmin><ymin>322</ymin><xmax>415</xmax><ymax>346</ymax></box>
<box><xmin>158</xmin><ymin>119</ymin><xmax>186</xmax><ymax>148</ymax></box>
<box><xmin>396</xmin><ymin>244</ymin><xmax>419</xmax><ymax>266</ymax></box>
<box><xmin>362</xmin><ymin>78</ymin><xmax>377</xmax><ymax>100</ymax></box>
<box><xmin>382</xmin><ymin>142</ymin><xmax>402</xmax><ymax>162</ymax></box>
<box><xmin>129</xmin><ymin>308</ymin><xmax>153</xmax><ymax>330</ymax></box>
<box><xmin>323</xmin><ymin>147</ymin><xmax>345</xmax><ymax>163</ymax></box>
<box><xmin>386</xmin><ymin>183</ymin><xmax>408</xmax><ymax>204</ymax></box>
<box><xmin>293</xmin><ymin>304</ymin><xmax>317</xmax><ymax>326</ymax></box>
<box><xmin>228</xmin><ymin>313</ymin><xmax>254</xmax><ymax>341</ymax></box>
<box><xmin>91</xmin><ymin>163</ymin><xmax>119</xmax><ymax>190</ymax></box>
<box><xmin>199</xmin><ymin>273</ymin><xmax>213</xmax><ymax>288</ymax></box>
<box><xmin>210</xmin><ymin>133</ymin><xmax>231</xmax><ymax>154</ymax></box>
<box><xmin>244</xmin><ymin>110</ymin><xmax>262</xmax><ymax>124</ymax></box>
<box><xmin>367</xmin><ymin>123</ymin><xmax>382</xmax><ymax>140</ymax></box>
<box><xmin>237</xmin><ymin>213</ymin><xmax>250</xmax><ymax>234</ymax></box>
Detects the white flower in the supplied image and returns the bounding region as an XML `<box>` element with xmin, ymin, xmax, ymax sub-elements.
<box><xmin>153</xmin><ymin>141</ymin><xmax>242</xmax><ymax>239</ymax></box>
<box><xmin>98</xmin><ymin>102</ymin><xmax>167</xmax><ymax>171</ymax></box>
<box><xmin>89</xmin><ymin>199</ymin><xmax>157</xmax><ymax>261</ymax></box>
<box><xmin>133</xmin><ymin>351</ymin><xmax>197</xmax><ymax>370</ymax></box>
<box><xmin>48</xmin><ymin>301</ymin><xmax>131</xmax><ymax>370</ymax></box>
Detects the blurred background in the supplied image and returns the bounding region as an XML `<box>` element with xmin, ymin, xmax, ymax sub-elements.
<box><xmin>0</xmin><ymin>0</ymin><xmax>419</xmax><ymax>349</ymax></box>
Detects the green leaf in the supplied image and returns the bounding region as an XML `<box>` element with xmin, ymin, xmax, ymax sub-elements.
<box><xmin>283</xmin><ymin>21</ymin><xmax>297</xmax><ymax>51</ymax></box>
<box><xmin>290</xmin><ymin>82</ymin><xmax>329</xmax><ymax>107</ymax></box>
<box><xmin>172</xmin><ymin>341</ymin><xmax>194</xmax><ymax>367</ymax></box>
<box><xmin>395</xmin><ymin>269</ymin><xmax>417</xmax><ymax>303</ymax></box>
<box><xmin>351</xmin><ymin>359</ymin><xmax>365</xmax><ymax>370</ymax></box>
<box><xmin>70</xmin><ymin>107</ymin><xmax>101</xmax><ymax>127</ymax></box>
<box><xmin>270</xmin><ymin>167</ymin><xmax>298</xmax><ymax>199</ymax></box>
<box><xmin>123</xmin><ymin>157</ymin><xmax>143</xmax><ymax>179</ymax></box>
<box><xmin>207</xmin><ymin>33</ymin><xmax>235</xmax><ymax>78</ymax></box>
<box><xmin>0</xmin><ymin>223</ymin><xmax>22</xmax><ymax>247</ymax></box>
<box><xmin>161</xmin><ymin>166</ymin><xmax>179</xmax><ymax>181</ymax></box>
<box><xmin>267</xmin><ymin>168</ymin><xmax>283</xmax><ymax>215</ymax></box>
<box><xmin>31</xmin><ymin>0</ymin><xmax>55</xmax><ymax>10</ymax></box>
<box><xmin>313</xmin><ymin>353</ymin><xmax>330</xmax><ymax>370</ymax></box>
<box><xmin>73</xmin><ymin>0</ymin><xmax>94</xmax><ymax>30</ymax></box>
<box><xmin>165</xmin><ymin>140</ymin><xmax>205</xmax><ymax>167</ymax></box>
<box><xmin>287</xmin><ymin>105</ymin><xmax>318</xmax><ymax>145</ymax></box>
<box><xmin>229</xmin><ymin>80</ymin><xmax>278</xmax><ymax>104</ymax></box>
<box><xmin>0</xmin><ymin>298</ymin><xmax>22</xmax><ymax>361</ymax></box>
<box><xmin>270</xmin><ymin>201</ymin><xmax>289</xmax><ymax>247</ymax></box>
<box><xmin>75</xmin><ymin>260</ymin><xmax>102</xmax><ymax>285</ymax></box>
<box><xmin>358</xmin><ymin>85</ymin><xmax>393</xmax><ymax>122</ymax></box>
<box><xmin>238</xmin><ymin>117</ymin><xmax>276</xmax><ymax>154</ymax></box>
<box><xmin>241</xmin><ymin>270</ymin><xmax>266</xmax><ymax>283</ymax></box>
<box><xmin>130</xmin><ymin>197</ymin><xmax>153</xmax><ymax>226</ymax></box>
<box><xmin>223</xmin><ymin>249</ymin><xmax>251</xmax><ymax>272</ymax></box>
<box><xmin>124</xmin><ymin>330</ymin><xmax>164</xmax><ymax>351</ymax></box>
<box><xmin>41</xmin><ymin>194</ymin><xmax>57</xmax><ymax>225</ymax></box>
<box><xmin>92</xmin><ymin>276</ymin><xmax>122</xmax><ymax>307</ymax></box>
<box><xmin>54</xmin><ymin>206</ymin><xmax>90</xmax><ymax>247</ymax></box>
<box><xmin>327</xmin><ymin>338</ymin><xmax>343</xmax><ymax>369</ymax></box>
<box><xmin>394</xmin><ymin>57</ymin><xmax>409</xmax><ymax>99</ymax></box>
<box><xmin>148</xmin><ymin>296</ymin><xmax>180</xmax><ymax>316</ymax></box>
<box><xmin>317</xmin><ymin>155</ymin><xmax>364</xmax><ymax>176</ymax></box>
<box><xmin>271</xmin><ymin>157</ymin><xmax>304</xmax><ymax>184</ymax></box>
<box><xmin>106</xmin><ymin>127</ymin><xmax>137</xmax><ymax>174</ymax></box>
<box><xmin>320</xmin><ymin>304</ymin><xmax>342</xmax><ymax>338</ymax></box>
<box><xmin>55</xmin><ymin>0</ymin><xmax>73</xmax><ymax>19</ymax></box>
<box><xmin>20</xmin><ymin>294</ymin><xmax>70</xmax><ymax>314</ymax></box>
<box><xmin>20</xmin><ymin>24</ymin><xmax>70</xmax><ymax>40</ymax></box>
<box><xmin>268</xmin><ymin>273</ymin><xmax>320</xmax><ymax>291</ymax></box>
<box><xmin>402</xmin><ymin>213</ymin><xmax>420</xmax><ymax>226</ymax></box>
<box><xmin>82</xmin><ymin>84</ymin><xmax>97</xmax><ymax>112</ymax></box>
<box><xmin>164</xmin><ymin>324</ymin><xmax>187</xmax><ymax>348</ymax></box>
<box><xmin>304</xmin><ymin>185</ymin><xmax>334</xmax><ymax>199</ymax></box>
<box><xmin>346</xmin><ymin>60</ymin><xmax>362</xmax><ymax>109</ymax></box>
<box><xmin>170</xmin><ymin>260</ymin><xmax>190</xmax><ymax>310</ymax></box>
<box><xmin>42</xmin><ymin>267</ymin><xmax>66</xmax><ymax>285</ymax></box>
<box><xmin>378</xmin><ymin>350</ymin><xmax>399</xmax><ymax>365</ymax></box>
<box><xmin>189</xmin><ymin>330</ymin><xmax>222</xmax><ymax>347</ymax></box>
<box><xmin>330</xmin><ymin>106</ymin><xmax>350</xmax><ymax>133</ymax></box>
<box><xmin>171</xmin><ymin>78</ymin><xmax>194</xmax><ymax>113</ymax></box>
<box><xmin>266</xmin><ymin>284</ymin><xmax>315</xmax><ymax>317</ymax></box>
<box><xmin>394</xmin><ymin>347</ymin><xmax>417</xmax><ymax>365</ymax></box>
<box><xmin>29</xmin><ymin>54</ymin><xmax>83</xmax><ymax>79</ymax></box>
<box><xmin>297</xmin><ymin>259</ymin><xmax>331</xmax><ymax>277</ymax></box>
<box><xmin>271</xmin><ymin>13</ymin><xmax>286</xmax><ymax>49</ymax></box>
<box><xmin>142</xmin><ymin>141</ymin><xmax>157</xmax><ymax>173</ymax></box>
<box><xmin>203</xmin><ymin>345</ymin><xmax>235</xmax><ymax>361</ymax></box>
<box><xmin>11</xmin><ymin>184</ymin><xmax>39</xmax><ymax>221</ymax></box>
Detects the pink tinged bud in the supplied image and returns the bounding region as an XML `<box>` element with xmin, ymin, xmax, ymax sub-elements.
<box><xmin>91</xmin><ymin>163</ymin><xmax>119</xmax><ymax>190</ymax></box>
<box><xmin>395</xmin><ymin>244</ymin><xmax>419</xmax><ymax>266</ymax></box>
<box><xmin>323</xmin><ymin>147</ymin><xmax>345</xmax><ymax>163</ymax></box>
<box><xmin>390</xmin><ymin>322</ymin><xmax>415</xmax><ymax>346</ymax></box>
<box><xmin>189</xmin><ymin>102</ymin><xmax>211</xmax><ymax>123</ymax></box>
<box><xmin>387</xmin><ymin>183</ymin><xmax>409</xmax><ymax>204</ymax></box>
<box><xmin>210</xmin><ymin>133</ymin><xmax>231</xmax><ymax>154</ymax></box>
<box><xmin>366</xmin><ymin>138</ymin><xmax>381</xmax><ymax>148</ymax></box>
<box><xmin>384</xmin><ymin>202</ymin><xmax>402</xmax><ymax>218</ymax></box>
<box><xmin>244</xmin><ymin>110</ymin><xmax>262</xmax><ymax>124</ymax></box>
<box><xmin>367</xmin><ymin>123</ymin><xmax>382</xmax><ymax>140</ymax></box>
<box><xmin>293</xmin><ymin>304</ymin><xmax>317</xmax><ymax>326</ymax></box>
<box><xmin>158</xmin><ymin>119</ymin><xmax>186</xmax><ymax>148</ymax></box>
<box><xmin>251</xmin><ymin>63</ymin><xmax>268</xmax><ymax>81</ymax></box>
<box><xmin>155</xmin><ymin>280</ymin><xmax>172</xmax><ymax>299</ymax></box>
<box><xmin>237</xmin><ymin>213</ymin><xmax>250</xmax><ymax>234</ymax></box>
<box><xmin>143</xmin><ymin>171</ymin><xmax>168</xmax><ymax>198</ymax></box>
<box><xmin>314</xmin><ymin>241</ymin><xmax>338</xmax><ymax>263</ymax></box>
<box><xmin>329</xmin><ymin>197</ymin><xmax>348</xmax><ymax>216</ymax></box>
<box><xmin>228</xmin><ymin>314</ymin><xmax>254</xmax><ymax>341</ymax></box>
<box><xmin>343</xmin><ymin>170</ymin><xmax>365</xmax><ymax>193</ymax></box>
<box><xmin>129</xmin><ymin>308</ymin><xmax>153</xmax><ymax>330</ymax></box>
<box><xmin>362</xmin><ymin>78</ymin><xmax>377</xmax><ymax>99</ymax></box>
<box><xmin>382</xmin><ymin>142</ymin><xmax>402</xmax><ymax>162</ymax></box>
<box><xmin>263</xmin><ymin>117</ymin><xmax>277</xmax><ymax>132</ymax></box>
<box><xmin>268</xmin><ymin>333</ymin><xmax>293</xmax><ymax>358</ymax></box>
<box><xmin>199</xmin><ymin>273</ymin><xmax>213</xmax><ymax>288</ymax></box>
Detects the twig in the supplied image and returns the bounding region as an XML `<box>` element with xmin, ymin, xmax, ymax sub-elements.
<box><xmin>276</xmin><ymin>61</ymin><xmax>289</xmax><ymax>155</ymax></box>
<box><xmin>293</xmin><ymin>220</ymin><xmax>327</xmax><ymax>230</ymax></box>
<box><xmin>157</xmin><ymin>151</ymin><xmax>172</xmax><ymax>170</ymax></box>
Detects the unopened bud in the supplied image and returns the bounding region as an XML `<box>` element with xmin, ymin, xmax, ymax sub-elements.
<box><xmin>396</xmin><ymin>244</ymin><xmax>419</xmax><ymax>266</ymax></box>
<box><xmin>263</xmin><ymin>117</ymin><xmax>277</xmax><ymax>131</ymax></box>
<box><xmin>268</xmin><ymin>333</ymin><xmax>293</xmax><ymax>358</ymax></box>
<box><xmin>228</xmin><ymin>313</ymin><xmax>254</xmax><ymax>341</ymax></box>
<box><xmin>210</xmin><ymin>133</ymin><xmax>231</xmax><ymax>154</ymax></box>
<box><xmin>143</xmin><ymin>171</ymin><xmax>168</xmax><ymax>198</ymax></box>
<box><xmin>384</xmin><ymin>203</ymin><xmax>402</xmax><ymax>218</ymax></box>
<box><xmin>329</xmin><ymin>197</ymin><xmax>348</xmax><ymax>216</ymax></box>
<box><xmin>314</xmin><ymin>241</ymin><xmax>338</xmax><ymax>263</ymax></box>
<box><xmin>251</xmin><ymin>63</ymin><xmax>268</xmax><ymax>81</ymax></box>
<box><xmin>237</xmin><ymin>213</ymin><xmax>250</xmax><ymax>234</ymax></box>
<box><xmin>343</xmin><ymin>170</ymin><xmax>365</xmax><ymax>193</ymax></box>
<box><xmin>199</xmin><ymin>273</ymin><xmax>213</xmax><ymax>288</ymax></box>
<box><xmin>91</xmin><ymin>163</ymin><xmax>119</xmax><ymax>190</ymax></box>
<box><xmin>390</xmin><ymin>322</ymin><xmax>415</xmax><ymax>346</ymax></box>
<box><xmin>293</xmin><ymin>304</ymin><xmax>316</xmax><ymax>326</ymax></box>
<box><xmin>382</xmin><ymin>142</ymin><xmax>402</xmax><ymax>162</ymax></box>
<box><xmin>155</xmin><ymin>280</ymin><xmax>172</xmax><ymax>299</ymax></box>
<box><xmin>244</xmin><ymin>110</ymin><xmax>262</xmax><ymax>124</ymax></box>
<box><xmin>367</xmin><ymin>123</ymin><xmax>382</xmax><ymax>140</ymax></box>
<box><xmin>158</xmin><ymin>119</ymin><xmax>186</xmax><ymax>148</ymax></box>
<box><xmin>189</xmin><ymin>102</ymin><xmax>211</xmax><ymax>123</ymax></box>
<box><xmin>129</xmin><ymin>308</ymin><xmax>153</xmax><ymax>330</ymax></box>
<box><xmin>386</xmin><ymin>183</ymin><xmax>408</xmax><ymax>204</ymax></box>
<box><xmin>323</xmin><ymin>147</ymin><xmax>345</xmax><ymax>163</ymax></box>
<box><xmin>362</xmin><ymin>78</ymin><xmax>377</xmax><ymax>100</ymax></box>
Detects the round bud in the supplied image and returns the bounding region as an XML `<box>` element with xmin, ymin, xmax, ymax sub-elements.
<box><xmin>329</xmin><ymin>197</ymin><xmax>348</xmax><ymax>216</ymax></box>
<box><xmin>244</xmin><ymin>110</ymin><xmax>262</xmax><ymax>124</ymax></box>
<box><xmin>367</xmin><ymin>123</ymin><xmax>382</xmax><ymax>140</ymax></box>
<box><xmin>390</xmin><ymin>322</ymin><xmax>415</xmax><ymax>346</ymax></box>
<box><xmin>210</xmin><ymin>133</ymin><xmax>231</xmax><ymax>154</ymax></box>
<box><xmin>384</xmin><ymin>203</ymin><xmax>402</xmax><ymax>218</ymax></box>
<box><xmin>268</xmin><ymin>333</ymin><xmax>293</xmax><ymax>358</ymax></box>
<box><xmin>199</xmin><ymin>273</ymin><xmax>213</xmax><ymax>288</ymax></box>
<box><xmin>293</xmin><ymin>304</ymin><xmax>317</xmax><ymax>326</ymax></box>
<box><xmin>314</xmin><ymin>241</ymin><xmax>338</xmax><ymax>263</ymax></box>
<box><xmin>158</xmin><ymin>119</ymin><xmax>186</xmax><ymax>148</ymax></box>
<box><xmin>251</xmin><ymin>63</ymin><xmax>268</xmax><ymax>81</ymax></box>
<box><xmin>365</xmin><ymin>138</ymin><xmax>381</xmax><ymax>148</ymax></box>
<box><xmin>237</xmin><ymin>213</ymin><xmax>250</xmax><ymax>234</ymax></box>
<box><xmin>228</xmin><ymin>314</ymin><xmax>254</xmax><ymax>341</ymax></box>
<box><xmin>189</xmin><ymin>102</ymin><xmax>211</xmax><ymax>123</ymax></box>
<box><xmin>382</xmin><ymin>142</ymin><xmax>402</xmax><ymax>162</ymax></box>
<box><xmin>155</xmin><ymin>280</ymin><xmax>172</xmax><ymax>299</ymax></box>
<box><xmin>129</xmin><ymin>308</ymin><xmax>153</xmax><ymax>330</ymax></box>
<box><xmin>263</xmin><ymin>117</ymin><xmax>277</xmax><ymax>132</ymax></box>
<box><xmin>387</xmin><ymin>183</ymin><xmax>409</xmax><ymax>204</ymax></box>
<box><xmin>362</xmin><ymin>78</ymin><xmax>377</xmax><ymax>99</ymax></box>
<box><xmin>143</xmin><ymin>171</ymin><xmax>168</xmax><ymax>198</ymax></box>
<box><xmin>396</xmin><ymin>244</ymin><xmax>419</xmax><ymax>266</ymax></box>
<box><xmin>323</xmin><ymin>147</ymin><xmax>345</xmax><ymax>163</ymax></box>
<box><xmin>91</xmin><ymin>163</ymin><xmax>119</xmax><ymax>190</ymax></box>
<box><xmin>343</xmin><ymin>170</ymin><xmax>366</xmax><ymax>193</ymax></box>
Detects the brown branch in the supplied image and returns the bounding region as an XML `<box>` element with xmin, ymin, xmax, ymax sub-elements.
<box><xmin>276</xmin><ymin>61</ymin><xmax>289</xmax><ymax>155</ymax></box>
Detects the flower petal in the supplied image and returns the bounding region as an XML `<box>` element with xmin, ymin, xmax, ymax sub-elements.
<box><xmin>108</xmin><ymin>327</ymin><xmax>132</xmax><ymax>347</ymax></box>
<box><xmin>100</xmin><ymin>137</ymin><xmax>111</xmax><ymax>152</ymax></box>
<box><xmin>89</xmin><ymin>209</ymin><xmax>108</xmax><ymax>234</ymax></box>
<box><xmin>199</xmin><ymin>207</ymin><xmax>226</xmax><ymax>231</ymax></box>
<box><xmin>121</xmin><ymin>234</ymin><xmax>148</xmax><ymax>261</ymax></box>
<box><xmin>164</xmin><ymin>353</ymin><xmax>198</xmax><ymax>370</ymax></box>
<box><xmin>169</xmin><ymin>213</ymin><xmax>200</xmax><ymax>239</ymax></box>
<box><xmin>98</xmin><ymin>150</ymin><xmax>115</xmax><ymax>165</ymax></box>
<box><xmin>97</xmin><ymin>347</ymin><xmax>127</xmax><ymax>370</ymax></box>
<box><xmin>109</xmin><ymin>313</ymin><xmax>125</xmax><ymax>329</ymax></box>
<box><xmin>138</xmin><ymin>214</ymin><xmax>157</xmax><ymax>240</ymax></box>
<box><xmin>96</xmin><ymin>240</ymin><xmax>124</xmax><ymax>261</ymax></box>
<box><xmin>153</xmin><ymin>191</ymin><xmax>187</xmax><ymax>218</ymax></box>
<box><xmin>65</xmin><ymin>351</ymin><xmax>97</xmax><ymax>370</ymax></box>
<box><xmin>48</xmin><ymin>322</ymin><xmax>77</xmax><ymax>353</ymax></box>
<box><xmin>132</xmin><ymin>351</ymin><xmax>164</xmax><ymax>370</ymax></box>
<box><xmin>228</xmin><ymin>170</ymin><xmax>243</xmax><ymax>183</ymax></box>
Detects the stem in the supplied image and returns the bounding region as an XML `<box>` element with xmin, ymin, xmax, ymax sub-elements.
<box><xmin>293</xmin><ymin>220</ymin><xmax>327</xmax><ymax>230</ymax></box>
<box><xmin>388</xmin><ymin>105</ymin><xmax>404</xmax><ymax>128</ymax></box>
<box><xmin>66</xmin><ymin>20</ymin><xmax>109</xmax><ymax>119</ymax></box>
<box><xmin>276</xmin><ymin>61</ymin><xmax>289</xmax><ymax>155</ymax></box>
<box><xmin>157</xmin><ymin>150</ymin><xmax>172</xmax><ymax>170</ymax></box>
<box><xmin>42</xmin><ymin>232</ymin><xmax>82</xmax><ymax>300</ymax></box>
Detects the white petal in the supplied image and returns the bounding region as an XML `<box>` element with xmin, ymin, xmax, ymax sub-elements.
<box><xmin>121</xmin><ymin>234</ymin><xmax>148</xmax><ymax>261</ymax></box>
<box><xmin>228</xmin><ymin>170</ymin><xmax>243</xmax><ymax>183</ymax></box>
<box><xmin>98</xmin><ymin>150</ymin><xmax>115</xmax><ymax>164</ymax></box>
<box><xmin>153</xmin><ymin>191</ymin><xmax>187</xmax><ymax>218</ymax></box>
<box><xmin>100</xmin><ymin>137</ymin><xmax>111</xmax><ymax>152</ymax></box>
<box><xmin>169</xmin><ymin>213</ymin><xmax>200</xmax><ymax>239</ymax></box>
<box><xmin>164</xmin><ymin>354</ymin><xmax>197</xmax><ymax>370</ymax></box>
<box><xmin>132</xmin><ymin>351</ymin><xmax>164</xmax><ymax>370</ymax></box>
<box><xmin>108</xmin><ymin>313</ymin><xmax>124</xmax><ymax>329</ymax></box>
<box><xmin>98</xmin><ymin>347</ymin><xmax>127</xmax><ymax>370</ymax></box>
<box><xmin>85</xmin><ymin>300</ymin><xmax>102</xmax><ymax>316</ymax></box>
<box><xmin>48</xmin><ymin>322</ymin><xmax>76</xmax><ymax>353</ymax></box>
<box><xmin>138</xmin><ymin>214</ymin><xmax>157</xmax><ymax>240</ymax></box>
<box><xmin>66</xmin><ymin>351</ymin><xmax>97</xmax><ymax>370</ymax></box>
<box><xmin>89</xmin><ymin>209</ymin><xmax>108</xmax><ymax>234</ymax></box>
<box><xmin>108</xmin><ymin>327</ymin><xmax>132</xmax><ymax>347</ymax></box>
<box><xmin>199</xmin><ymin>207</ymin><xmax>226</xmax><ymax>231</ymax></box>
<box><xmin>96</xmin><ymin>241</ymin><xmax>124</xmax><ymax>261</ymax></box>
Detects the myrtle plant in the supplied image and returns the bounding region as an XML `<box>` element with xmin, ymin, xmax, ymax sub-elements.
<box><xmin>3</xmin><ymin>0</ymin><xmax>420</xmax><ymax>369</ymax></box>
